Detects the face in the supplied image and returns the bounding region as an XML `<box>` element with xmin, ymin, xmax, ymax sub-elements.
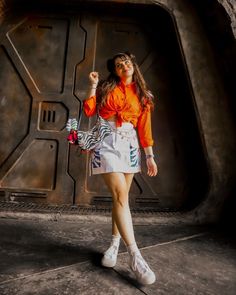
<box><xmin>114</xmin><ymin>57</ymin><xmax>134</xmax><ymax>80</ymax></box>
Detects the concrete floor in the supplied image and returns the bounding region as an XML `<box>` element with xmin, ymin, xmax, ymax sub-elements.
<box><xmin>0</xmin><ymin>212</ymin><xmax>235</xmax><ymax>295</ymax></box>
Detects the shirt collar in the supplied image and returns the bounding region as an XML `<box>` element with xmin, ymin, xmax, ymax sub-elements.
<box><xmin>117</xmin><ymin>81</ymin><xmax>136</xmax><ymax>90</ymax></box>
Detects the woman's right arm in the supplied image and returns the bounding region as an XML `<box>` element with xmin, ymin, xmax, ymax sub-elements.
<box><xmin>85</xmin><ymin>71</ymin><xmax>99</xmax><ymax>98</ymax></box>
<box><xmin>84</xmin><ymin>72</ymin><xmax>99</xmax><ymax>117</ymax></box>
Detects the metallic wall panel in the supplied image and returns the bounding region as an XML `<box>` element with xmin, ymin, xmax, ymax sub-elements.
<box><xmin>2</xmin><ymin>139</ymin><xmax>57</xmax><ymax>190</ymax></box>
<box><xmin>7</xmin><ymin>18</ymin><xmax>69</xmax><ymax>93</ymax></box>
<box><xmin>0</xmin><ymin>3</ymin><xmax>209</xmax><ymax>210</ymax></box>
<box><xmin>0</xmin><ymin>15</ymin><xmax>78</xmax><ymax>204</ymax></box>
<box><xmin>39</xmin><ymin>102</ymin><xmax>68</xmax><ymax>131</ymax></box>
<box><xmin>0</xmin><ymin>46</ymin><xmax>31</xmax><ymax>166</ymax></box>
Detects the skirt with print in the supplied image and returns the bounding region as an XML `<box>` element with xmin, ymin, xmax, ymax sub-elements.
<box><xmin>90</xmin><ymin>121</ymin><xmax>141</xmax><ymax>175</ymax></box>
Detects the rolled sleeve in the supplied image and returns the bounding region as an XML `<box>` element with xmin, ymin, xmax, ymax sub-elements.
<box><xmin>137</xmin><ymin>104</ymin><xmax>154</xmax><ymax>148</ymax></box>
<box><xmin>83</xmin><ymin>96</ymin><xmax>97</xmax><ymax>117</ymax></box>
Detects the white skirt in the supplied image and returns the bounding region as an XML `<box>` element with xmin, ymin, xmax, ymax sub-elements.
<box><xmin>90</xmin><ymin>121</ymin><xmax>141</xmax><ymax>175</ymax></box>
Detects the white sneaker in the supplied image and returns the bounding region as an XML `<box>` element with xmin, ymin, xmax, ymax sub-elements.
<box><xmin>101</xmin><ymin>244</ymin><xmax>119</xmax><ymax>268</ymax></box>
<box><xmin>129</xmin><ymin>253</ymin><xmax>156</xmax><ymax>285</ymax></box>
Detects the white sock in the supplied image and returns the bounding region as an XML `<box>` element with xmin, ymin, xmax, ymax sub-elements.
<box><xmin>126</xmin><ymin>242</ymin><xmax>140</xmax><ymax>255</ymax></box>
<box><xmin>111</xmin><ymin>235</ymin><xmax>120</xmax><ymax>247</ymax></box>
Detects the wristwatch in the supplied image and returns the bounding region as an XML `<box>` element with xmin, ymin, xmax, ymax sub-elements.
<box><xmin>145</xmin><ymin>154</ymin><xmax>155</xmax><ymax>159</ymax></box>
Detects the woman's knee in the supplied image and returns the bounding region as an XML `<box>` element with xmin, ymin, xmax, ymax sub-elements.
<box><xmin>112</xmin><ymin>187</ymin><xmax>129</xmax><ymax>208</ymax></box>
<box><xmin>102</xmin><ymin>173</ymin><xmax>129</xmax><ymax>208</ymax></box>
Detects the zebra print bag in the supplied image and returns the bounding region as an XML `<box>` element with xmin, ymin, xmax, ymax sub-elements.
<box><xmin>66</xmin><ymin>115</ymin><xmax>112</xmax><ymax>151</ymax></box>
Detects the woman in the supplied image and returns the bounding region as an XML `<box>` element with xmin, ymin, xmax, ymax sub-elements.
<box><xmin>83</xmin><ymin>52</ymin><xmax>158</xmax><ymax>285</ymax></box>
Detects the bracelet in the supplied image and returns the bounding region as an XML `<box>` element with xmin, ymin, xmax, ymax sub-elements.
<box><xmin>90</xmin><ymin>85</ymin><xmax>97</xmax><ymax>89</ymax></box>
<box><xmin>145</xmin><ymin>154</ymin><xmax>155</xmax><ymax>159</ymax></box>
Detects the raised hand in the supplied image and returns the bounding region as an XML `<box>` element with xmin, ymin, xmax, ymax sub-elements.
<box><xmin>89</xmin><ymin>71</ymin><xmax>99</xmax><ymax>86</ymax></box>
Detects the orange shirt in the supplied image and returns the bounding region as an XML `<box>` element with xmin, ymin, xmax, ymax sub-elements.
<box><xmin>83</xmin><ymin>82</ymin><xmax>154</xmax><ymax>147</ymax></box>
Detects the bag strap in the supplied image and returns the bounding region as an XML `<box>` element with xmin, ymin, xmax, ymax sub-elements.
<box><xmin>77</xmin><ymin>102</ymin><xmax>100</xmax><ymax>131</ymax></box>
<box><xmin>77</xmin><ymin>101</ymin><xmax>83</xmax><ymax>130</ymax></box>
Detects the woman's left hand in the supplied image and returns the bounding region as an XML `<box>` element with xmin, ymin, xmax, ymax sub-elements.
<box><xmin>146</xmin><ymin>158</ymin><xmax>158</xmax><ymax>177</ymax></box>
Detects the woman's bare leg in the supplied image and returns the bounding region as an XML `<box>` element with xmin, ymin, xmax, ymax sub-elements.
<box><xmin>102</xmin><ymin>172</ymin><xmax>156</xmax><ymax>284</ymax></box>
<box><xmin>103</xmin><ymin>172</ymin><xmax>135</xmax><ymax>246</ymax></box>
<box><xmin>112</xmin><ymin>173</ymin><xmax>134</xmax><ymax>237</ymax></box>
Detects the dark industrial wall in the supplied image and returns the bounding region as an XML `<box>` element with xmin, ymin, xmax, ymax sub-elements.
<box><xmin>191</xmin><ymin>0</ymin><xmax>236</xmax><ymax>225</ymax></box>
<box><xmin>0</xmin><ymin>0</ymin><xmax>235</xmax><ymax>224</ymax></box>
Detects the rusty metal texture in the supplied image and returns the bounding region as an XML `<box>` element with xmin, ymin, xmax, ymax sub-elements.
<box><xmin>0</xmin><ymin>2</ymin><xmax>208</xmax><ymax>210</ymax></box>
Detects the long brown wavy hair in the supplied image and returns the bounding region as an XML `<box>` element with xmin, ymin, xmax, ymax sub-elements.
<box><xmin>96</xmin><ymin>52</ymin><xmax>154</xmax><ymax>110</ymax></box>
